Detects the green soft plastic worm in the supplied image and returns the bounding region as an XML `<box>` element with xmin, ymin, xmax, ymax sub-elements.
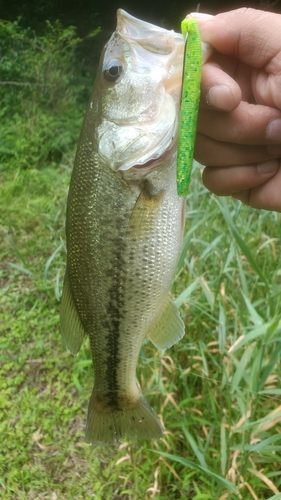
<box><xmin>177</xmin><ymin>18</ymin><xmax>202</xmax><ymax>197</ymax></box>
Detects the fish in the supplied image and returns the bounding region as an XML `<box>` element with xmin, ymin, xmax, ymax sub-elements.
<box><xmin>60</xmin><ymin>9</ymin><xmax>187</xmax><ymax>445</ymax></box>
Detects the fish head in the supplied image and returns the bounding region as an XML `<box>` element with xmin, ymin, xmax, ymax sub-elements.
<box><xmin>91</xmin><ymin>9</ymin><xmax>184</xmax><ymax>173</ymax></box>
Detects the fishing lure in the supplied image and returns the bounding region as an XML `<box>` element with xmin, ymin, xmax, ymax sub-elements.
<box><xmin>177</xmin><ymin>18</ymin><xmax>202</xmax><ymax>197</ymax></box>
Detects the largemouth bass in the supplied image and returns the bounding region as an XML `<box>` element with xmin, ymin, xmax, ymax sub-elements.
<box><xmin>61</xmin><ymin>9</ymin><xmax>186</xmax><ymax>445</ymax></box>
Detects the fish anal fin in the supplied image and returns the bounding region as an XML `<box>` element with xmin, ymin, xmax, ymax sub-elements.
<box><xmin>85</xmin><ymin>392</ymin><xmax>163</xmax><ymax>444</ymax></box>
<box><xmin>147</xmin><ymin>293</ymin><xmax>185</xmax><ymax>350</ymax></box>
<box><xmin>60</xmin><ymin>271</ymin><xmax>86</xmax><ymax>355</ymax></box>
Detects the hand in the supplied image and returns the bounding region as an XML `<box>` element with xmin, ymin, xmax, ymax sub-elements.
<box><xmin>190</xmin><ymin>9</ymin><xmax>281</xmax><ymax>211</ymax></box>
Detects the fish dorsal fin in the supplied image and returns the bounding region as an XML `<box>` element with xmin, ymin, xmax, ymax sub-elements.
<box><xmin>60</xmin><ymin>272</ymin><xmax>86</xmax><ymax>355</ymax></box>
<box><xmin>147</xmin><ymin>293</ymin><xmax>185</xmax><ymax>350</ymax></box>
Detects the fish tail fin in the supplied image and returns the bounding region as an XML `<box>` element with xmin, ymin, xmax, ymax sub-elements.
<box><xmin>85</xmin><ymin>392</ymin><xmax>163</xmax><ymax>445</ymax></box>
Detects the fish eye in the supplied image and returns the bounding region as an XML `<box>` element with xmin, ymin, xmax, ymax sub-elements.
<box><xmin>103</xmin><ymin>59</ymin><xmax>124</xmax><ymax>83</ymax></box>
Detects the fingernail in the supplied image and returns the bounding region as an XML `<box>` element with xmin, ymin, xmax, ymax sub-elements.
<box><xmin>188</xmin><ymin>12</ymin><xmax>214</xmax><ymax>20</ymax></box>
<box><xmin>257</xmin><ymin>160</ymin><xmax>278</xmax><ymax>174</ymax></box>
<box><xmin>266</xmin><ymin>119</ymin><xmax>281</xmax><ymax>142</ymax></box>
<box><xmin>207</xmin><ymin>85</ymin><xmax>234</xmax><ymax>111</ymax></box>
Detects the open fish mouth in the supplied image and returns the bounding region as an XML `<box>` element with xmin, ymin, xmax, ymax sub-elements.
<box><xmin>95</xmin><ymin>7</ymin><xmax>184</xmax><ymax>175</ymax></box>
<box><xmin>115</xmin><ymin>110</ymin><xmax>179</xmax><ymax>173</ymax></box>
<box><xmin>97</xmin><ymin>98</ymin><xmax>179</xmax><ymax>173</ymax></box>
<box><xmin>132</xmin><ymin>139</ymin><xmax>177</xmax><ymax>170</ymax></box>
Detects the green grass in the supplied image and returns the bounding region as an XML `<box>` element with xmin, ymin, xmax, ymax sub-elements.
<box><xmin>1</xmin><ymin>161</ymin><xmax>281</xmax><ymax>499</ymax></box>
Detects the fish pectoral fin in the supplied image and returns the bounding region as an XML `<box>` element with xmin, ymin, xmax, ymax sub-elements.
<box><xmin>147</xmin><ymin>293</ymin><xmax>185</xmax><ymax>350</ymax></box>
<box><xmin>60</xmin><ymin>271</ymin><xmax>86</xmax><ymax>355</ymax></box>
<box><xmin>128</xmin><ymin>180</ymin><xmax>164</xmax><ymax>240</ymax></box>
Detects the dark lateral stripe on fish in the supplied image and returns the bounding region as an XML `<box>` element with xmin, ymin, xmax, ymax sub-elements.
<box><xmin>104</xmin><ymin>231</ymin><xmax>128</xmax><ymax>410</ymax></box>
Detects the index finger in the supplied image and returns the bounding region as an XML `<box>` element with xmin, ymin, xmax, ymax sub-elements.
<box><xmin>200</xmin><ymin>59</ymin><xmax>242</xmax><ymax>111</ymax></box>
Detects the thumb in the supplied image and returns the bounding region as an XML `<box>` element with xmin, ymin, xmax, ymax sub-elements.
<box><xmin>190</xmin><ymin>8</ymin><xmax>281</xmax><ymax>69</ymax></box>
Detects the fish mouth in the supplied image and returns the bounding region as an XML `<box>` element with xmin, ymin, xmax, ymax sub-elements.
<box><xmin>116</xmin><ymin>114</ymin><xmax>179</xmax><ymax>173</ymax></box>
<box><xmin>132</xmin><ymin>140</ymin><xmax>177</xmax><ymax>170</ymax></box>
<box><xmin>97</xmin><ymin>9</ymin><xmax>184</xmax><ymax>175</ymax></box>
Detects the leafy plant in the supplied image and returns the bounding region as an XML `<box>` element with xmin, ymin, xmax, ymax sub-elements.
<box><xmin>0</xmin><ymin>19</ymin><xmax>100</xmax><ymax>171</ymax></box>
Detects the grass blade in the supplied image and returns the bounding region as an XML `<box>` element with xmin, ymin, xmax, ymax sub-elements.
<box><xmin>182</xmin><ymin>426</ymin><xmax>208</xmax><ymax>468</ymax></box>
<box><xmin>220</xmin><ymin>420</ymin><xmax>227</xmax><ymax>476</ymax></box>
<box><xmin>231</xmin><ymin>344</ymin><xmax>254</xmax><ymax>392</ymax></box>
<box><xmin>44</xmin><ymin>242</ymin><xmax>64</xmax><ymax>280</ymax></box>
<box><xmin>176</xmin><ymin>209</ymin><xmax>217</xmax><ymax>273</ymax></box>
<box><xmin>220</xmin><ymin>197</ymin><xmax>268</xmax><ymax>286</ymax></box>
<box><xmin>152</xmin><ymin>451</ymin><xmax>238</xmax><ymax>493</ymax></box>
<box><xmin>174</xmin><ymin>277</ymin><xmax>201</xmax><ymax>307</ymax></box>
<box><xmin>242</xmin><ymin>294</ymin><xmax>264</xmax><ymax>326</ymax></box>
